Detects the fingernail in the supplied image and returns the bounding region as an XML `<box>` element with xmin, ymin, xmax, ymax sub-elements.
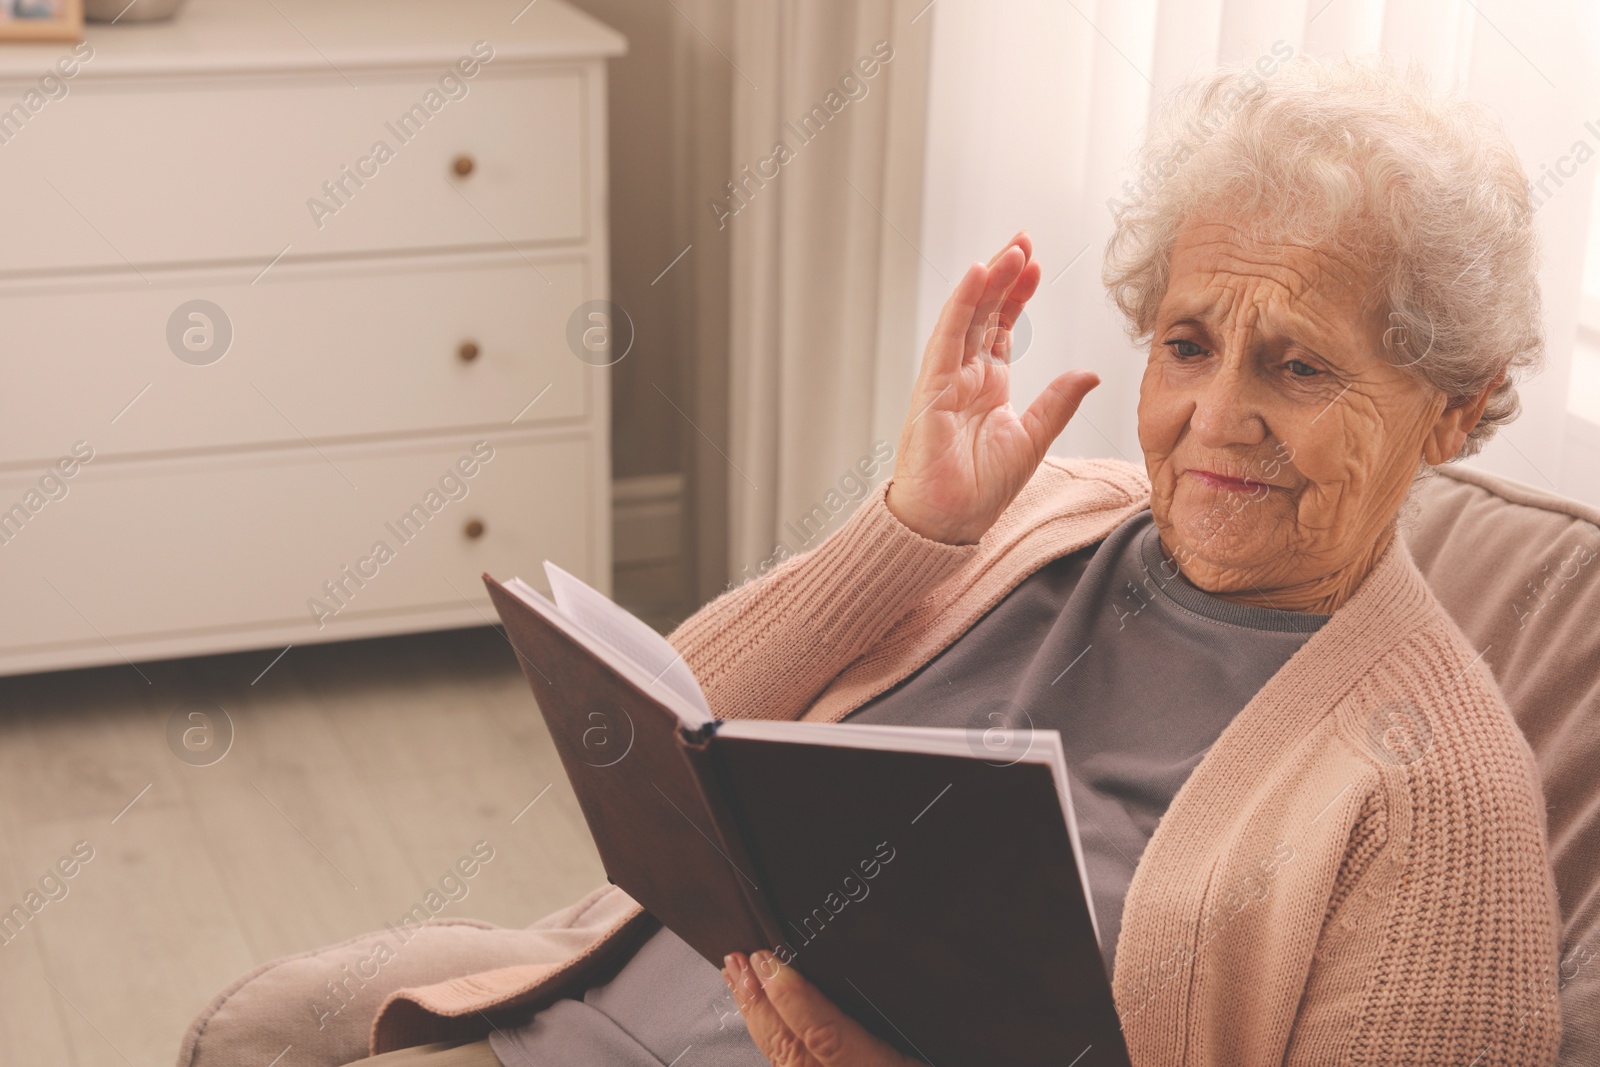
<box><xmin>751</xmin><ymin>950</ymin><xmax>777</xmax><ymax>984</ymax></box>
<box><xmin>723</xmin><ymin>954</ymin><xmax>736</xmax><ymax>971</ymax></box>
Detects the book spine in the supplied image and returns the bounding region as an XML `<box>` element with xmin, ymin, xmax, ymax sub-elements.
<box><xmin>676</xmin><ymin>730</ymin><xmax>789</xmax><ymax>955</ymax></box>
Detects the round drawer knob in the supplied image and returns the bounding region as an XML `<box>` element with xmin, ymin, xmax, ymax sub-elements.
<box><xmin>464</xmin><ymin>519</ymin><xmax>486</xmax><ymax>540</ymax></box>
<box><xmin>457</xmin><ymin>340</ymin><xmax>480</xmax><ymax>363</ymax></box>
<box><xmin>452</xmin><ymin>154</ymin><xmax>475</xmax><ymax>177</ymax></box>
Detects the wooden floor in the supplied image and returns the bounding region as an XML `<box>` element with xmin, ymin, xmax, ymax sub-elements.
<box><xmin>0</xmin><ymin>626</ymin><xmax>608</xmax><ymax>1067</ymax></box>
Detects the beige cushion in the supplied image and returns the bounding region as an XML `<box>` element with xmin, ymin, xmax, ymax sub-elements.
<box><xmin>1408</xmin><ymin>465</ymin><xmax>1600</xmax><ymax>1066</ymax></box>
<box><xmin>176</xmin><ymin>885</ymin><xmax>644</xmax><ymax>1067</ymax></box>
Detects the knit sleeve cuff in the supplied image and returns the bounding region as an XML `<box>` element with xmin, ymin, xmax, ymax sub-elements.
<box><xmin>774</xmin><ymin>476</ymin><xmax>981</xmax><ymax>641</ymax></box>
<box><xmin>669</xmin><ymin>477</ymin><xmax>980</xmax><ymax>720</ymax></box>
<box><xmin>742</xmin><ymin>476</ymin><xmax>981</xmax><ymax>627</ymax></box>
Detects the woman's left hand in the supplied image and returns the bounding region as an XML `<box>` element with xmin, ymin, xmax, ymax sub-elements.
<box><xmin>723</xmin><ymin>951</ymin><xmax>922</xmax><ymax>1066</ymax></box>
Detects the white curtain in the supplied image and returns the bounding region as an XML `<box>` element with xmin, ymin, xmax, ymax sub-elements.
<box><xmin>722</xmin><ymin>0</ymin><xmax>933</xmax><ymax>578</ymax></box>
<box><xmin>913</xmin><ymin>0</ymin><xmax>1600</xmax><ymax>504</ymax></box>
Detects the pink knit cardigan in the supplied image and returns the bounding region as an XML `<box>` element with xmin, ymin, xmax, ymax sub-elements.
<box><xmin>374</xmin><ymin>457</ymin><xmax>1563</xmax><ymax>1065</ymax></box>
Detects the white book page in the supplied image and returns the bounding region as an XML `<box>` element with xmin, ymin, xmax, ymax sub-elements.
<box><xmin>715</xmin><ymin>719</ymin><xmax>1101</xmax><ymax>947</ymax></box>
<box><xmin>534</xmin><ymin>562</ymin><xmax>712</xmax><ymax>719</ymax></box>
<box><xmin>502</xmin><ymin>576</ymin><xmax>713</xmax><ymax>728</ymax></box>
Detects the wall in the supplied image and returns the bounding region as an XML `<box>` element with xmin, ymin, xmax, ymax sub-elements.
<box><xmin>565</xmin><ymin>0</ymin><xmax>734</xmax><ymax>621</ymax></box>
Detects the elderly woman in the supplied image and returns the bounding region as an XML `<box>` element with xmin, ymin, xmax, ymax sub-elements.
<box><xmin>328</xmin><ymin>55</ymin><xmax>1562</xmax><ymax>1067</ymax></box>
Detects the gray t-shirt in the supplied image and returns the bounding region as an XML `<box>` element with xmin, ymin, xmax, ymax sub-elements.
<box><xmin>491</xmin><ymin>510</ymin><xmax>1326</xmax><ymax>1067</ymax></box>
<box><xmin>842</xmin><ymin>509</ymin><xmax>1326</xmax><ymax>971</ymax></box>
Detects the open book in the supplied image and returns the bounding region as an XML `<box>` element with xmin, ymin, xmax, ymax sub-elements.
<box><xmin>484</xmin><ymin>564</ymin><xmax>1130</xmax><ymax>1067</ymax></box>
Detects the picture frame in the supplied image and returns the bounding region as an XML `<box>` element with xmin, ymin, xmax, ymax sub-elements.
<box><xmin>0</xmin><ymin>0</ymin><xmax>84</xmax><ymax>42</ymax></box>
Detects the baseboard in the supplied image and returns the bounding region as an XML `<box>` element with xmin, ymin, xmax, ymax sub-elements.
<box><xmin>613</xmin><ymin>472</ymin><xmax>685</xmax><ymax>566</ymax></box>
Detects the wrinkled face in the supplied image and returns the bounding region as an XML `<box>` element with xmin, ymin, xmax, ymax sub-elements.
<box><xmin>1139</xmin><ymin>218</ymin><xmax>1450</xmax><ymax>601</ymax></box>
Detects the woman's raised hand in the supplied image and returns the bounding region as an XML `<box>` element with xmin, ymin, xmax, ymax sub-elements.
<box><xmin>885</xmin><ymin>233</ymin><xmax>1099</xmax><ymax>545</ymax></box>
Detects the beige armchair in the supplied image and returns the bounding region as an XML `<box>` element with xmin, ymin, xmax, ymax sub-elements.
<box><xmin>178</xmin><ymin>465</ymin><xmax>1600</xmax><ymax>1067</ymax></box>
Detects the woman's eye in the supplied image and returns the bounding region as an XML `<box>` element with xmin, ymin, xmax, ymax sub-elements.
<box><xmin>1162</xmin><ymin>339</ymin><xmax>1206</xmax><ymax>359</ymax></box>
<box><xmin>1287</xmin><ymin>359</ymin><xmax>1319</xmax><ymax>378</ymax></box>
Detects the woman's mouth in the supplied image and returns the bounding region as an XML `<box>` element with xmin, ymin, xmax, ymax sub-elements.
<box><xmin>1187</xmin><ymin>469</ymin><xmax>1271</xmax><ymax>493</ymax></box>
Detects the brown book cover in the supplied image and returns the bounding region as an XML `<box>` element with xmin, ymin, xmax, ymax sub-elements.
<box><xmin>484</xmin><ymin>571</ymin><xmax>1131</xmax><ymax>1067</ymax></box>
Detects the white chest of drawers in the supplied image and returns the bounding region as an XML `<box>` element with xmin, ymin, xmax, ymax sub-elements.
<box><xmin>0</xmin><ymin>0</ymin><xmax>623</xmax><ymax>677</ymax></box>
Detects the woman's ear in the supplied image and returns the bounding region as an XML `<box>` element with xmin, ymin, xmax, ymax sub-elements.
<box><xmin>1423</xmin><ymin>372</ymin><xmax>1502</xmax><ymax>466</ymax></box>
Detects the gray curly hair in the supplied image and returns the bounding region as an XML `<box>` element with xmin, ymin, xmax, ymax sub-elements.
<box><xmin>1102</xmin><ymin>54</ymin><xmax>1542</xmax><ymax>459</ymax></box>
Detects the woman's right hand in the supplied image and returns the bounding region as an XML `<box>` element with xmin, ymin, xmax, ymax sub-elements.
<box><xmin>885</xmin><ymin>233</ymin><xmax>1100</xmax><ymax>545</ymax></box>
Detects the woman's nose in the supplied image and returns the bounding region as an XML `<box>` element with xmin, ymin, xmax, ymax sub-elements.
<box><xmin>1189</xmin><ymin>361</ymin><xmax>1267</xmax><ymax>450</ymax></box>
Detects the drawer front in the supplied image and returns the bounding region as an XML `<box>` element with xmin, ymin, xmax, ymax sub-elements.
<box><xmin>0</xmin><ymin>67</ymin><xmax>586</xmax><ymax>275</ymax></box>
<box><xmin>1</xmin><ymin>254</ymin><xmax>593</xmax><ymax>464</ymax></box>
<box><xmin>0</xmin><ymin>434</ymin><xmax>594</xmax><ymax>654</ymax></box>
